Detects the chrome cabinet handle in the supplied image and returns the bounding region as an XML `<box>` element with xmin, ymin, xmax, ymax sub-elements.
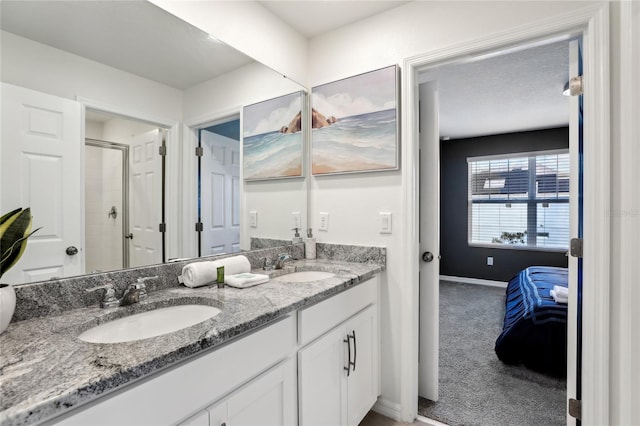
<box><xmin>125</xmin><ymin>233</ymin><xmax>134</xmax><ymax>239</ymax></box>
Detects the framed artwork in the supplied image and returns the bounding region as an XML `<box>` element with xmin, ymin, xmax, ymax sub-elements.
<box><xmin>243</xmin><ymin>91</ymin><xmax>304</xmax><ymax>180</ymax></box>
<box><xmin>311</xmin><ymin>65</ymin><xmax>399</xmax><ymax>175</ymax></box>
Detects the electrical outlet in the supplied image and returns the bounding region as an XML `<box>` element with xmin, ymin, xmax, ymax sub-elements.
<box><xmin>291</xmin><ymin>211</ymin><xmax>301</xmax><ymax>230</ymax></box>
<box><xmin>319</xmin><ymin>212</ymin><xmax>329</xmax><ymax>231</ymax></box>
<box><xmin>249</xmin><ymin>211</ymin><xmax>258</xmax><ymax>228</ymax></box>
<box><xmin>487</xmin><ymin>256</ymin><xmax>493</xmax><ymax>266</ymax></box>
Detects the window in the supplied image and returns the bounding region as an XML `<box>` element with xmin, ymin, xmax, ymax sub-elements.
<box><xmin>468</xmin><ymin>150</ymin><xmax>569</xmax><ymax>250</ymax></box>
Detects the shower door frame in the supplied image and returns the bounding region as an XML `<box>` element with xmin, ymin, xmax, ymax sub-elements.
<box><xmin>85</xmin><ymin>138</ymin><xmax>131</xmax><ymax>269</ymax></box>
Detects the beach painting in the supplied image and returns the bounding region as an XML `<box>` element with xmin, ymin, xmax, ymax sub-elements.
<box><xmin>243</xmin><ymin>91</ymin><xmax>304</xmax><ymax>180</ymax></box>
<box><xmin>311</xmin><ymin>65</ymin><xmax>398</xmax><ymax>175</ymax></box>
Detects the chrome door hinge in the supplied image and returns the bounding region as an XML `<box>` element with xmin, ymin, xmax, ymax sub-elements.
<box><xmin>568</xmin><ymin>75</ymin><xmax>583</xmax><ymax>96</ymax></box>
<box><xmin>195</xmin><ymin>222</ymin><xmax>203</xmax><ymax>232</ymax></box>
<box><xmin>159</xmin><ymin>223</ymin><xmax>166</xmax><ymax>233</ymax></box>
<box><xmin>570</xmin><ymin>238</ymin><xmax>583</xmax><ymax>258</ymax></box>
<box><xmin>568</xmin><ymin>398</ymin><xmax>582</xmax><ymax>420</ymax></box>
<box><xmin>195</xmin><ymin>146</ymin><xmax>204</xmax><ymax>157</ymax></box>
<box><xmin>158</xmin><ymin>145</ymin><xmax>167</xmax><ymax>156</ymax></box>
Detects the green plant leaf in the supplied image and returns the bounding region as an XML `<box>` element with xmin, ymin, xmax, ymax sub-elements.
<box><xmin>0</xmin><ymin>208</ymin><xmax>40</xmax><ymax>279</ymax></box>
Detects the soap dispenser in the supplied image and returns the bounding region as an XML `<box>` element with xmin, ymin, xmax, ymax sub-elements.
<box><xmin>305</xmin><ymin>228</ymin><xmax>316</xmax><ymax>260</ymax></box>
<box><xmin>292</xmin><ymin>228</ymin><xmax>303</xmax><ymax>244</ymax></box>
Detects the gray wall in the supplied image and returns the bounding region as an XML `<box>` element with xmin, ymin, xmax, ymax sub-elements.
<box><xmin>440</xmin><ymin>127</ymin><xmax>569</xmax><ymax>282</ymax></box>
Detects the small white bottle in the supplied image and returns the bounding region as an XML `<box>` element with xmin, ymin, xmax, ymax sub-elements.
<box><xmin>305</xmin><ymin>228</ymin><xmax>316</xmax><ymax>260</ymax></box>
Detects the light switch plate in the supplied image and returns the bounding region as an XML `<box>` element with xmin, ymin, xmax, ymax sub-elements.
<box><xmin>249</xmin><ymin>211</ymin><xmax>258</xmax><ymax>228</ymax></box>
<box><xmin>319</xmin><ymin>212</ymin><xmax>329</xmax><ymax>231</ymax></box>
<box><xmin>380</xmin><ymin>212</ymin><xmax>392</xmax><ymax>234</ymax></box>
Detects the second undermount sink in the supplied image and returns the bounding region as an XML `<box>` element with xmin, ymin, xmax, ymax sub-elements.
<box><xmin>271</xmin><ymin>271</ymin><xmax>336</xmax><ymax>283</ymax></box>
<box><xmin>78</xmin><ymin>305</ymin><xmax>221</xmax><ymax>344</ymax></box>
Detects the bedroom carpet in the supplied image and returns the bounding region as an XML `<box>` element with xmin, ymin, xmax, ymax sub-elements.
<box><xmin>418</xmin><ymin>280</ymin><xmax>566</xmax><ymax>426</ymax></box>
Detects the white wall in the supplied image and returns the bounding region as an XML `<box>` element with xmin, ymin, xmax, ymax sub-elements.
<box><xmin>0</xmin><ymin>31</ymin><xmax>183</xmax><ymax>122</ymax></box>
<box><xmin>305</xmin><ymin>0</ymin><xmax>614</xmax><ymax>419</ymax></box>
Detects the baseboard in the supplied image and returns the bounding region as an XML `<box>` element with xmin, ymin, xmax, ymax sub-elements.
<box><xmin>372</xmin><ymin>397</ymin><xmax>402</xmax><ymax>422</ymax></box>
<box><xmin>440</xmin><ymin>275</ymin><xmax>507</xmax><ymax>289</ymax></box>
<box><xmin>417</xmin><ymin>414</ymin><xmax>450</xmax><ymax>426</ymax></box>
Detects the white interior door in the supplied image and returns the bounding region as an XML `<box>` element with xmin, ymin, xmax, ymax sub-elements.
<box><xmin>128</xmin><ymin>129</ymin><xmax>162</xmax><ymax>267</ymax></box>
<box><xmin>1</xmin><ymin>83</ymin><xmax>83</xmax><ymax>282</ymax></box>
<box><xmin>566</xmin><ymin>39</ymin><xmax>581</xmax><ymax>426</ymax></box>
<box><xmin>418</xmin><ymin>81</ymin><xmax>440</xmax><ymax>401</ymax></box>
<box><xmin>201</xmin><ymin>130</ymin><xmax>240</xmax><ymax>255</ymax></box>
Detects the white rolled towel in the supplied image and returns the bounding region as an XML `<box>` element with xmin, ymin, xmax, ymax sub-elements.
<box><xmin>550</xmin><ymin>289</ymin><xmax>568</xmax><ymax>304</ymax></box>
<box><xmin>217</xmin><ymin>255</ymin><xmax>251</xmax><ymax>276</ymax></box>
<box><xmin>553</xmin><ymin>285</ymin><xmax>568</xmax><ymax>298</ymax></box>
<box><xmin>180</xmin><ymin>261</ymin><xmax>218</xmax><ymax>288</ymax></box>
<box><xmin>180</xmin><ymin>255</ymin><xmax>251</xmax><ymax>288</ymax></box>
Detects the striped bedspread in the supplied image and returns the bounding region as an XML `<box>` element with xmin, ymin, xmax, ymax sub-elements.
<box><xmin>495</xmin><ymin>266</ymin><xmax>568</xmax><ymax>376</ymax></box>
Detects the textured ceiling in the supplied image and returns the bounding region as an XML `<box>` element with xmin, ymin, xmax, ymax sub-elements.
<box><xmin>419</xmin><ymin>40</ymin><xmax>571</xmax><ymax>140</ymax></box>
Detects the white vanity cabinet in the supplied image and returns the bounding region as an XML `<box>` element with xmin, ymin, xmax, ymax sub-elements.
<box><xmin>55</xmin><ymin>315</ymin><xmax>296</xmax><ymax>426</ymax></box>
<box><xmin>297</xmin><ymin>277</ymin><xmax>379</xmax><ymax>426</ymax></box>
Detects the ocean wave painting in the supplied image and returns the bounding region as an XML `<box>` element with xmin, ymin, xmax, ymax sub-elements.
<box><xmin>243</xmin><ymin>91</ymin><xmax>304</xmax><ymax>180</ymax></box>
<box><xmin>312</xmin><ymin>65</ymin><xmax>398</xmax><ymax>175</ymax></box>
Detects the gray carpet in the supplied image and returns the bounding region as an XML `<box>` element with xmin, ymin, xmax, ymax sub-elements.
<box><xmin>418</xmin><ymin>281</ymin><xmax>566</xmax><ymax>426</ymax></box>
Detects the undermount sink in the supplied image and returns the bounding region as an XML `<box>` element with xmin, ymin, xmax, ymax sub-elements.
<box><xmin>78</xmin><ymin>305</ymin><xmax>221</xmax><ymax>344</ymax></box>
<box><xmin>271</xmin><ymin>271</ymin><xmax>336</xmax><ymax>283</ymax></box>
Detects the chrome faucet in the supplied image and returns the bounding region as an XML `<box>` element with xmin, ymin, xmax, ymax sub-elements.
<box><xmin>275</xmin><ymin>254</ymin><xmax>293</xmax><ymax>269</ymax></box>
<box><xmin>86</xmin><ymin>276</ymin><xmax>156</xmax><ymax>308</ymax></box>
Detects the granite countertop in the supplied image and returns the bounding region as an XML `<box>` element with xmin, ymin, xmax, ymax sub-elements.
<box><xmin>0</xmin><ymin>259</ymin><xmax>383</xmax><ymax>426</ymax></box>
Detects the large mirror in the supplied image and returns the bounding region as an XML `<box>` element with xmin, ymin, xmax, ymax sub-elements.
<box><xmin>0</xmin><ymin>0</ymin><xmax>307</xmax><ymax>284</ymax></box>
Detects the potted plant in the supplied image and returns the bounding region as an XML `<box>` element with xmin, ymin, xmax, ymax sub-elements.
<box><xmin>1</xmin><ymin>207</ymin><xmax>41</xmax><ymax>334</ymax></box>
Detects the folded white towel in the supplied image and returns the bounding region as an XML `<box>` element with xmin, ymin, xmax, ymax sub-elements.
<box><xmin>553</xmin><ymin>285</ymin><xmax>568</xmax><ymax>297</ymax></box>
<box><xmin>225</xmin><ymin>273</ymin><xmax>270</xmax><ymax>289</ymax></box>
<box><xmin>180</xmin><ymin>255</ymin><xmax>251</xmax><ymax>288</ymax></box>
<box><xmin>550</xmin><ymin>289</ymin><xmax>568</xmax><ymax>304</ymax></box>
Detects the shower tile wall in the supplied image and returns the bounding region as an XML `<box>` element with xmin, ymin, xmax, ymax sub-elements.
<box><xmin>85</xmin><ymin>146</ymin><xmax>123</xmax><ymax>273</ymax></box>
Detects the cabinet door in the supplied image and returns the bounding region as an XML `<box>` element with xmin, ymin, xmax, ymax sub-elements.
<box><xmin>298</xmin><ymin>325</ymin><xmax>348</xmax><ymax>426</ymax></box>
<box><xmin>208</xmin><ymin>358</ymin><xmax>296</xmax><ymax>426</ymax></box>
<box><xmin>346</xmin><ymin>305</ymin><xmax>378</xmax><ymax>426</ymax></box>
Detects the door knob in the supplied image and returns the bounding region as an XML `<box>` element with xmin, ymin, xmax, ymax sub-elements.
<box><xmin>125</xmin><ymin>233</ymin><xmax>134</xmax><ymax>239</ymax></box>
<box><xmin>66</xmin><ymin>246</ymin><xmax>78</xmax><ymax>256</ymax></box>
<box><xmin>422</xmin><ymin>251</ymin><xmax>434</xmax><ymax>262</ymax></box>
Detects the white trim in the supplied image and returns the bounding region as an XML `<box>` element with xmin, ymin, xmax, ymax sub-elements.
<box><xmin>76</xmin><ymin>96</ymin><xmax>182</xmax><ymax>263</ymax></box>
<box><xmin>416</xmin><ymin>415</ymin><xmax>449</xmax><ymax>426</ymax></box>
<box><xmin>401</xmin><ymin>3</ymin><xmax>610</xmax><ymax>424</ymax></box>
<box><xmin>372</xmin><ymin>398</ymin><xmax>403</xmax><ymax>422</ymax></box>
<box><xmin>439</xmin><ymin>275</ymin><xmax>507</xmax><ymax>289</ymax></box>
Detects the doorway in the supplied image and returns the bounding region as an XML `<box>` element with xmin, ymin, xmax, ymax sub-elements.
<box><xmin>416</xmin><ymin>37</ymin><xmax>579</xmax><ymax>425</ymax></box>
<box><xmin>196</xmin><ymin>117</ymin><xmax>242</xmax><ymax>257</ymax></box>
<box><xmin>84</xmin><ymin>110</ymin><xmax>168</xmax><ymax>271</ymax></box>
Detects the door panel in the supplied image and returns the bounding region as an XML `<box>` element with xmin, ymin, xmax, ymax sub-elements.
<box><xmin>418</xmin><ymin>81</ymin><xmax>440</xmax><ymax>401</ymax></box>
<box><xmin>346</xmin><ymin>305</ymin><xmax>378</xmax><ymax>426</ymax></box>
<box><xmin>1</xmin><ymin>83</ymin><xmax>82</xmax><ymax>282</ymax></box>
<box><xmin>200</xmin><ymin>130</ymin><xmax>240</xmax><ymax>255</ymax></box>
<box><xmin>128</xmin><ymin>129</ymin><xmax>162</xmax><ymax>267</ymax></box>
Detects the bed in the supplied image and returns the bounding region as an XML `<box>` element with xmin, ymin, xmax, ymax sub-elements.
<box><xmin>495</xmin><ymin>266</ymin><xmax>568</xmax><ymax>376</ymax></box>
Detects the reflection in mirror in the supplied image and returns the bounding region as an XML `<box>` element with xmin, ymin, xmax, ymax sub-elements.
<box><xmin>0</xmin><ymin>0</ymin><xmax>307</xmax><ymax>285</ymax></box>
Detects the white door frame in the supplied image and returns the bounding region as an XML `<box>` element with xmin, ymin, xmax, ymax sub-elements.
<box><xmin>183</xmin><ymin>106</ymin><xmax>243</xmax><ymax>259</ymax></box>
<box><xmin>400</xmin><ymin>3</ymin><xmax>610</xmax><ymax>424</ymax></box>
<box><xmin>76</xmin><ymin>97</ymin><xmax>181</xmax><ymax>261</ymax></box>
